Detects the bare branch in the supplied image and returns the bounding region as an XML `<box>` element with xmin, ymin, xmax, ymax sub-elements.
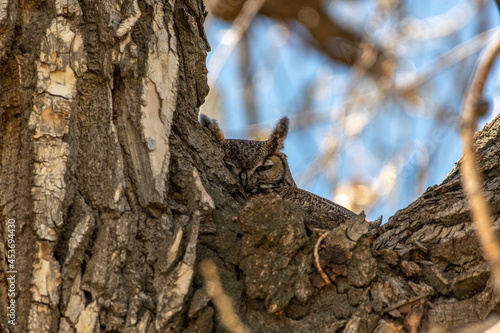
<box><xmin>207</xmin><ymin>0</ymin><xmax>266</xmax><ymax>87</ymax></box>
<box><xmin>459</xmin><ymin>35</ymin><xmax>500</xmax><ymax>290</ymax></box>
<box><xmin>200</xmin><ymin>259</ymin><xmax>251</xmax><ymax>333</ymax></box>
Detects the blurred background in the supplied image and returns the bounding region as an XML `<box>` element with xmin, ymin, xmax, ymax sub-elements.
<box><xmin>201</xmin><ymin>0</ymin><xmax>500</xmax><ymax>221</ymax></box>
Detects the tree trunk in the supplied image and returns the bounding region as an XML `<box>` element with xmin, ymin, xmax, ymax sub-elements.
<box><xmin>1</xmin><ymin>1</ymin><xmax>500</xmax><ymax>333</ymax></box>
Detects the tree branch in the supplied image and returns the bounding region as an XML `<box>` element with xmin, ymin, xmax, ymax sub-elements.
<box><xmin>459</xmin><ymin>35</ymin><xmax>500</xmax><ymax>290</ymax></box>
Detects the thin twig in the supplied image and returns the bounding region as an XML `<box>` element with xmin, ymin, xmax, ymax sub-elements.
<box><xmin>398</xmin><ymin>0</ymin><xmax>487</xmax><ymax>41</ymax></box>
<box><xmin>383</xmin><ymin>293</ymin><xmax>430</xmax><ymax>313</ymax></box>
<box><xmin>240</xmin><ymin>31</ymin><xmax>258</xmax><ymax>139</ymax></box>
<box><xmin>200</xmin><ymin>259</ymin><xmax>251</xmax><ymax>333</ymax></box>
<box><xmin>203</xmin><ymin>0</ymin><xmax>266</xmax><ymax>118</ymax></box>
<box><xmin>313</xmin><ymin>231</ymin><xmax>331</xmax><ymax>285</ymax></box>
<box><xmin>459</xmin><ymin>35</ymin><xmax>500</xmax><ymax>291</ymax></box>
<box><xmin>207</xmin><ymin>0</ymin><xmax>266</xmax><ymax>87</ymax></box>
<box><xmin>398</xmin><ymin>28</ymin><xmax>500</xmax><ymax>94</ymax></box>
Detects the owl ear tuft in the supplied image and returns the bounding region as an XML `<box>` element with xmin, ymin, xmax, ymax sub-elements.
<box><xmin>266</xmin><ymin>116</ymin><xmax>289</xmax><ymax>152</ymax></box>
<box><xmin>200</xmin><ymin>114</ymin><xmax>225</xmax><ymax>144</ymax></box>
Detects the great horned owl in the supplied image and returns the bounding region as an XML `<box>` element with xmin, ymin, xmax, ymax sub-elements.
<box><xmin>200</xmin><ymin>114</ymin><xmax>358</xmax><ymax>230</ymax></box>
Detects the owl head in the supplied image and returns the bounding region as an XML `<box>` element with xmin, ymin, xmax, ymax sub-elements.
<box><xmin>200</xmin><ymin>115</ymin><xmax>297</xmax><ymax>194</ymax></box>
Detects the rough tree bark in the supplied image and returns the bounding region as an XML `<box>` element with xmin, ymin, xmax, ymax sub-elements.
<box><xmin>0</xmin><ymin>1</ymin><xmax>500</xmax><ymax>333</ymax></box>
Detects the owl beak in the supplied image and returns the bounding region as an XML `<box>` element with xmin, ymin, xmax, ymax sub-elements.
<box><xmin>239</xmin><ymin>172</ymin><xmax>248</xmax><ymax>191</ymax></box>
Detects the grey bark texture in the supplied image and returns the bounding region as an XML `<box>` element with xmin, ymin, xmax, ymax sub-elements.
<box><xmin>0</xmin><ymin>1</ymin><xmax>500</xmax><ymax>332</ymax></box>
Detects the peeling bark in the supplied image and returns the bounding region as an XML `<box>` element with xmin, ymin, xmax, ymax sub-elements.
<box><xmin>0</xmin><ymin>0</ymin><xmax>209</xmax><ymax>332</ymax></box>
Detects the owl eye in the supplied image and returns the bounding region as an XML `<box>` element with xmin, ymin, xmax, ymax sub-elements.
<box><xmin>257</xmin><ymin>165</ymin><xmax>273</xmax><ymax>172</ymax></box>
<box><xmin>225</xmin><ymin>162</ymin><xmax>234</xmax><ymax>172</ymax></box>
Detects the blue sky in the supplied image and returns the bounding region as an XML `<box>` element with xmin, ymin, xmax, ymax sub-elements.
<box><xmin>203</xmin><ymin>1</ymin><xmax>500</xmax><ymax>221</ymax></box>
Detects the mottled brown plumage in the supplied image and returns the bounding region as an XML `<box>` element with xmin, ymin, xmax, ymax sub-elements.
<box><xmin>200</xmin><ymin>114</ymin><xmax>357</xmax><ymax>229</ymax></box>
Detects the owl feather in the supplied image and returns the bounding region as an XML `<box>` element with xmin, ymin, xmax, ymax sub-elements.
<box><xmin>200</xmin><ymin>114</ymin><xmax>360</xmax><ymax>230</ymax></box>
